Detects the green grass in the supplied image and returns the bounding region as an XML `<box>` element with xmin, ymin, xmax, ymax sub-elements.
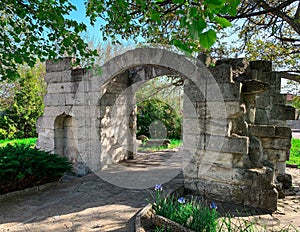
<box><xmin>138</xmin><ymin>139</ymin><xmax>182</xmax><ymax>152</ymax></box>
<box><xmin>288</xmin><ymin>138</ymin><xmax>300</xmax><ymax>168</ymax></box>
<box><xmin>0</xmin><ymin>138</ymin><xmax>37</xmax><ymax>148</ymax></box>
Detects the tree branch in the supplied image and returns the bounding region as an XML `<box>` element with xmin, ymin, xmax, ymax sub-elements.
<box><xmin>275</xmin><ymin>71</ymin><xmax>300</xmax><ymax>83</ymax></box>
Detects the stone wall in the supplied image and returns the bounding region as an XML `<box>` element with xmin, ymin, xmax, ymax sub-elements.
<box><xmin>182</xmin><ymin>58</ymin><xmax>294</xmax><ymax>211</ymax></box>
<box><xmin>37</xmin><ymin>48</ymin><xmax>294</xmax><ymax>211</ymax></box>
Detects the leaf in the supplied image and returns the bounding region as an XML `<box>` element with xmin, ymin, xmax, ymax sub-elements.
<box><xmin>188</xmin><ymin>7</ymin><xmax>198</xmax><ymax>18</ymax></box>
<box><xmin>172</xmin><ymin>0</ymin><xmax>184</xmax><ymax>3</ymax></box>
<box><xmin>188</xmin><ymin>19</ymin><xmax>206</xmax><ymax>40</ymax></box>
<box><xmin>199</xmin><ymin>29</ymin><xmax>217</xmax><ymax>49</ymax></box>
<box><xmin>205</xmin><ymin>0</ymin><xmax>225</xmax><ymax>5</ymax></box>
<box><xmin>214</xmin><ymin>16</ymin><xmax>232</xmax><ymax>28</ymax></box>
<box><xmin>150</xmin><ymin>11</ymin><xmax>161</xmax><ymax>25</ymax></box>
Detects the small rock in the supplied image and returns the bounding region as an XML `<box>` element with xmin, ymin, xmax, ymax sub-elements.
<box><xmin>275</xmin><ymin>210</ymin><xmax>285</xmax><ymax>215</ymax></box>
<box><xmin>277</xmin><ymin>173</ymin><xmax>292</xmax><ymax>189</ymax></box>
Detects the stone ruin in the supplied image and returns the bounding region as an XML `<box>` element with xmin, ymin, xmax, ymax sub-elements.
<box><xmin>36</xmin><ymin>48</ymin><xmax>295</xmax><ymax>211</ymax></box>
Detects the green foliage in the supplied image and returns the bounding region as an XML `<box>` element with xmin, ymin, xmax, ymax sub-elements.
<box><xmin>288</xmin><ymin>138</ymin><xmax>300</xmax><ymax>168</ymax></box>
<box><xmin>0</xmin><ymin>137</ymin><xmax>37</xmax><ymax>148</ymax></box>
<box><xmin>86</xmin><ymin>0</ymin><xmax>240</xmax><ymax>53</ymax></box>
<box><xmin>151</xmin><ymin>188</ymin><xmax>219</xmax><ymax>232</ymax></box>
<box><xmin>154</xmin><ymin>226</ymin><xmax>171</xmax><ymax>232</ymax></box>
<box><xmin>138</xmin><ymin>139</ymin><xmax>182</xmax><ymax>152</ymax></box>
<box><xmin>292</xmin><ymin>96</ymin><xmax>300</xmax><ymax>110</ymax></box>
<box><xmin>150</xmin><ymin>187</ymin><xmax>297</xmax><ymax>231</ymax></box>
<box><xmin>137</xmin><ymin>99</ymin><xmax>182</xmax><ymax>139</ymax></box>
<box><xmin>1</xmin><ymin>0</ymin><xmax>240</xmax><ymax>79</ymax></box>
<box><xmin>0</xmin><ymin>0</ymin><xmax>97</xmax><ymax>80</ymax></box>
<box><xmin>0</xmin><ymin>144</ymin><xmax>72</xmax><ymax>194</ymax></box>
<box><xmin>0</xmin><ymin>63</ymin><xmax>46</xmax><ymax>139</ymax></box>
<box><xmin>215</xmin><ymin>1</ymin><xmax>300</xmax><ymax>76</ymax></box>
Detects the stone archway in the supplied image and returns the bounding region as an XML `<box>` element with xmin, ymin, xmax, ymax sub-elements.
<box><xmin>37</xmin><ymin>48</ymin><xmax>294</xmax><ymax>211</ymax></box>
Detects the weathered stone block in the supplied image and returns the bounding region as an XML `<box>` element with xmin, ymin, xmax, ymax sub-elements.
<box><xmin>183</xmin><ymin>82</ymin><xmax>205</xmax><ymax>102</ymax></box>
<box><xmin>206</xmin><ymin>135</ymin><xmax>249</xmax><ymax>154</ymax></box>
<box><xmin>65</xmin><ymin>92</ymin><xmax>96</xmax><ymax>106</ymax></box>
<box><xmin>275</xmin><ymin>126</ymin><xmax>291</xmax><ymax>138</ymax></box>
<box><xmin>206</xmin><ymin>83</ymin><xmax>241</xmax><ymax>102</ymax></box>
<box><xmin>271</xmin><ymin>104</ymin><xmax>295</xmax><ymax>121</ymax></box>
<box><xmin>216</xmin><ymin>58</ymin><xmax>249</xmax><ymax>74</ymax></box>
<box><xmin>209</xmin><ymin>64</ymin><xmax>233</xmax><ymax>83</ymax></box>
<box><xmin>249</xmin><ymin>60</ymin><xmax>272</xmax><ymax>72</ymax></box>
<box><xmin>183</xmin><ymin>158</ymin><xmax>198</xmax><ymax>179</ymax></box>
<box><xmin>46</xmin><ymin>57</ymin><xmax>73</xmax><ymax>73</ymax></box>
<box><xmin>206</xmin><ymin>102</ymin><xmax>244</xmax><ymax>119</ymax></box>
<box><xmin>36</xmin><ymin>116</ymin><xmax>56</xmax><ymax>130</ymax></box>
<box><xmin>255</xmin><ymin>108</ymin><xmax>270</xmax><ymax>125</ymax></box>
<box><xmin>275</xmin><ymin>161</ymin><xmax>286</xmax><ymax>174</ymax></box>
<box><xmin>44</xmin><ymin>93</ymin><xmax>65</xmax><ymax>106</ymax></box>
<box><xmin>264</xmin><ymin>149</ymin><xmax>287</xmax><ymax>162</ymax></box>
<box><xmin>277</xmin><ymin>173</ymin><xmax>292</xmax><ymax>189</ymax></box>
<box><xmin>205</xmin><ymin>118</ymin><xmax>229</xmax><ymax>136</ymax></box>
<box><xmin>249</xmin><ymin>125</ymin><xmax>275</xmax><ymax>137</ymax></box>
<box><xmin>259</xmin><ymin>189</ymin><xmax>278</xmax><ymax>212</ymax></box>
<box><xmin>256</xmin><ymin>94</ymin><xmax>271</xmax><ymax>109</ymax></box>
<box><xmin>261</xmin><ymin>138</ymin><xmax>291</xmax><ymax>150</ymax></box>
<box><xmin>198</xmin><ymin>165</ymin><xmax>243</xmax><ymax>185</ymax></box>
<box><xmin>71</xmin><ymin>68</ymin><xmax>92</xmax><ymax>82</ymax></box>
<box><xmin>183</xmin><ymin>133</ymin><xmax>206</xmax><ymax>150</ymax></box>
<box><xmin>232</xmin><ymin>154</ymin><xmax>244</xmax><ymax>168</ymax></box>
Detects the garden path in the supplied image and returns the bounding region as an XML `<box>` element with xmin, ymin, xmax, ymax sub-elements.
<box><xmin>0</xmin><ymin>150</ymin><xmax>183</xmax><ymax>232</ymax></box>
<box><xmin>0</xmin><ymin>149</ymin><xmax>299</xmax><ymax>231</ymax></box>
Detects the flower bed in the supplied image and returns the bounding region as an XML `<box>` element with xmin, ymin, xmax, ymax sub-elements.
<box><xmin>137</xmin><ymin>184</ymin><xmax>219</xmax><ymax>232</ymax></box>
<box><xmin>136</xmin><ymin>184</ymin><xmax>298</xmax><ymax>232</ymax></box>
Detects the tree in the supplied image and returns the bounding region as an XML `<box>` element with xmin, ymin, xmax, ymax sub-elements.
<box><xmin>1</xmin><ymin>0</ymin><xmax>241</xmax><ymax>81</ymax></box>
<box><xmin>218</xmin><ymin>0</ymin><xmax>300</xmax><ymax>82</ymax></box>
<box><xmin>0</xmin><ymin>62</ymin><xmax>46</xmax><ymax>139</ymax></box>
<box><xmin>0</xmin><ymin>0</ymin><xmax>97</xmax><ymax>80</ymax></box>
<box><xmin>136</xmin><ymin>75</ymin><xmax>183</xmax><ymax>113</ymax></box>
<box><xmin>137</xmin><ymin>99</ymin><xmax>182</xmax><ymax>139</ymax></box>
<box><xmin>86</xmin><ymin>0</ymin><xmax>240</xmax><ymax>53</ymax></box>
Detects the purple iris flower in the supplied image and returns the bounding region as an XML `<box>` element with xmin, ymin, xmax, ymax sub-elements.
<box><xmin>154</xmin><ymin>184</ymin><xmax>163</xmax><ymax>191</ymax></box>
<box><xmin>210</xmin><ymin>201</ymin><xmax>218</xmax><ymax>209</ymax></box>
<box><xmin>178</xmin><ymin>197</ymin><xmax>186</xmax><ymax>204</ymax></box>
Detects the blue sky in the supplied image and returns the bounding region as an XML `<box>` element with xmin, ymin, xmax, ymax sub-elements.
<box><xmin>68</xmin><ymin>1</ymin><xmax>105</xmax><ymax>40</ymax></box>
<box><xmin>68</xmin><ymin>1</ymin><xmax>139</xmax><ymax>44</ymax></box>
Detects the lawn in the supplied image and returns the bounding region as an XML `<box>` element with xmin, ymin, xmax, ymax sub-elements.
<box><xmin>138</xmin><ymin>139</ymin><xmax>182</xmax><ymax>152</ymax></box>
<box><xmin>288</xmin><ymin>138</ymin><xmax>300</xmax><ymax>168</ymax></box>
<box><xmin>0</xmin><ymin>138</ymin><xmax>37</xmax><ymax>148</ymax></box>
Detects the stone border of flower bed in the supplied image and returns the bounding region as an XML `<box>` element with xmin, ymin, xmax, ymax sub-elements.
<box><xmin>0</xmin><ymin>181</ymin><xmax>58</xmax><ymax>201</ymax></box>
<box><xmin>135</xmin><ymin>203</ymin><xmax>195</xmax><ymax>232</ymax></box>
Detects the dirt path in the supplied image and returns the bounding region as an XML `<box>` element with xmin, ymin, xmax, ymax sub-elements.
<box><xmin>272</xmin><ymin>168</ymin><xmax>300</xmax><ymax>230</ymax></box>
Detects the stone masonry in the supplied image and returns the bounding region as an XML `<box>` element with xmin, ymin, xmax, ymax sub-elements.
<box><xmin>36</xmin><ymin>48</ymin><xmax>295</xmax><ymax>211</ymax></box>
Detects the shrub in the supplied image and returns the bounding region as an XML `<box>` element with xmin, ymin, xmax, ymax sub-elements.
<box><xmin>0</xmin><ymin>144</ymin><xmax>72</xmax><ymax>194</ymax></box>
<box><xmin>137</xmin><ymin>99</ymin><xmax>182</xmax><ymax>139</ymax></box>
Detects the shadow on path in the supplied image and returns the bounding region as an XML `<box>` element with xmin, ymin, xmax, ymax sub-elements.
<box><xmin>0</xmin><ymin>150</ymin><xmax>184</xmax><ymax>231</ymax></box>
